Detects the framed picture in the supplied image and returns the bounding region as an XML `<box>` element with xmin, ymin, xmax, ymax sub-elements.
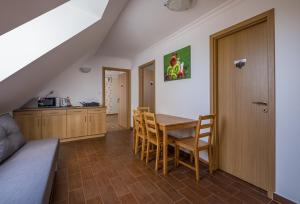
<box><xmin>164</xmin><ymin>45</ymin><xmax>191</xmax><ymax>81</ymax></box>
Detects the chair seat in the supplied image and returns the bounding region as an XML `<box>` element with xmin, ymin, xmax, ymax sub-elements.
<box><xmin>148</xmin><ymin>135</ymin><xmax>175</xmax><ymax>145</ymax></box>
<box><xmin>175</xmin><ymin>137</ymin><xmax>209</xmax><ymax>151</ymax></box>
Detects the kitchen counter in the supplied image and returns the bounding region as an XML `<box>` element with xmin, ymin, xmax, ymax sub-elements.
<box><xmin>14</xmin><ymin>106</ymin><xmax>106</xmax><ymax>112</ymax></box>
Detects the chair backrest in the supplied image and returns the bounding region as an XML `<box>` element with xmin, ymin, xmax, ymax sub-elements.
<box><xmin>134</xmin><ymin>110</ymin><xmax>146</xmax><ymax>137</ymax></box>
<box><xmin>143</xmin><ymin>112</ymin><xmax>160</xmax><ymax>143</ymax></box>
<box><xmin>137</xmin><ymin>107</ymin><xmax>150</xmax><ymax>112</ymax></box>
<box><xmin>194</xmin><ymin>114</ymin><xmax>216</xmax><ymax>149</ymax></box>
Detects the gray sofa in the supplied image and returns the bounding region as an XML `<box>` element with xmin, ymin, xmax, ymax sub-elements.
<box><xmin>0</xmin><ymin>113</ymin><xmax>59</xmax><ymax>204</ymax></box>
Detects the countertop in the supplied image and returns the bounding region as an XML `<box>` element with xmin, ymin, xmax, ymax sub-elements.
<box><xmin>14</xmin><ymin>106</ymin><xmax>106</xmax><ymax>112</ymax></box>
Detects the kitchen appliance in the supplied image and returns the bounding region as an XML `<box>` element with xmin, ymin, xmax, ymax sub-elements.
<box><xmin>38</xmin><ymin>97</ymin><xmax>63</xmax><ymax>107</ymax></box>
<box><xmin>60</xmin><ymin>98</ymin><xmax>69</xmax><ymax>107</ymax></box>
<box><xmin>80</xmin><ymin>102</ymin><xmax>100</xmax><ymax>107</ymax></box>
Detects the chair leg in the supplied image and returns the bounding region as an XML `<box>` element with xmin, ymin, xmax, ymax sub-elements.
<box><xmin>141</xmin><ymin>138</ymin><xmax>146</xmax><ymax>161</ymax></box>
<box><xmin>208</xmin><ymin>147</ymin><xmax>213</xmax><ymax>174</ymax></box>
<box><xmin>134</xmin><ymin>136</ymin><xmax>139</xmax><ymax>155</ymax></box>
<box><xmin>194</xmin><ymin>151</ymin><xmax>200</xmax><ymax>182</ymax></box>
<box><xmin>175</xmin><ymin>145</ymin><xmax>179</xmax><ymax>167</ymax></box>
<box><xmin>155</xmin><ymin>144</ymin><xmax>160</xmax><ymax>172</ymax></box>
<box><xmin>146</xmin><ymin>141</ymin><xmax>150</xmax><ymax>165</ymax></box>
<box><xmin>190</xmin><ymin>152</ymin><xmax>194</xmax><ymax>163</ymax></box>
<box><xmin>132</xmin><ymin>131</ymin><xmax>136</xmax><ymax>153</ymax></box>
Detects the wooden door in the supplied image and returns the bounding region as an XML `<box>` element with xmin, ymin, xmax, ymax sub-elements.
<box><xmin>67</xmin><ymin>109</ymin><xmax>87</xmax><ymax>138</ymax></box>
<box><xmin>217</xmin><ymin>19</ymin><xmax>274</xmax><ymax>191</ymax></box>
<box><xmin>14</xmin><ymin>111</ymin><xmax>42</xmax><ymax>140</ymax></box>
<box><xmin>142</xmin><ymin>67</ymin><xmax>155</xmax><ymax>112</ymax></box>
<box><xmin>87</xmin><ymin>109</ymin><xmax>106</xmax><ymax>135</ymax></box>
<box><xmin>118</xmin><ymin>73</ymin><xmax>128</xmax><ymax>128</ymax></box>
<box><xmin>42</xmin><ymin>110</ymin><xmax>66</xmax><ymax>139</ymax></box>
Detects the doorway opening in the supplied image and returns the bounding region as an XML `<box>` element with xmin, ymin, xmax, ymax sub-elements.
<box><xmin>210</xmin><ymin>10</ymin><xmax>275</xmax><ymax>197</ymax></box>
<box><xmin>102</xmin><ymin>67</ymin><xmax>131</xmax><ymax>131</ymax></box>
<box><xmin>139</xmin><ymin>60</ymin><xmax>155</xmax><ymax>112</ymax></box>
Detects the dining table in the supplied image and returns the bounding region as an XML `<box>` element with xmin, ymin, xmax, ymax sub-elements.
<box><xmin>155</xmin><ymin>114</ymin><xmax>198</xmax><ymax>175</ymax></box>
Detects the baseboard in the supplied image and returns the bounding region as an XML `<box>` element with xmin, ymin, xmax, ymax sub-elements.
<box><xmin>60</xmin><ymin>134</ymin><xmax>106</xmax><ymax>143</ymax></box>
<box><xmin>274</xmin><ymin>193</ymin><xmax>297</xmax><ymax>204</ymax></box>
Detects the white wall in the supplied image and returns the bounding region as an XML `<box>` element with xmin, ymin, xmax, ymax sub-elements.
<box><xmin>131</xmin><ymin>0</ymin><xmax>300</xmax><ymax>202</ymax></box>
<box><xmin>39</xmin><ymin>56</ymin><xmax>131</xmax><ymax>106</ymax></box>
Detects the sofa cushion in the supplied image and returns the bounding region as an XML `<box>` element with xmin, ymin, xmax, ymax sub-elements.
<box><xmin>0</xmin><ymin>113</ymin><xmax>26</xmax><ymax>163</ymax></box>
<box><xmin>0</xmin><ymin>138</ymin><xmax>59</xmax><ymax>204</ymax></box>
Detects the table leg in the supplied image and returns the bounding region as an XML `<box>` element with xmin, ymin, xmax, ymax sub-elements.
<box><xmin>163</xmin><ymin>127</ymin><xmax>168</xmax><ymax>175</ymax></box>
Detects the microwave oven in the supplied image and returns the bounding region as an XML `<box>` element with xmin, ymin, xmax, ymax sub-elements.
<box><xmin>38</xmin><ymin>97</ymin><xmax>63</xmax><ymax>107</ymax></box>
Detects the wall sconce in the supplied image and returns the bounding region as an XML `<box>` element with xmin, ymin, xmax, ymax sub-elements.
<box><xmin>79</xmin><ymin>67</ymin><xmax>92</xmax><ymax>73</ymax></box>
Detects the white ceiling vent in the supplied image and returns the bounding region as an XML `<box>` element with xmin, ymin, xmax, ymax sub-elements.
<box><xmin>164</xmin><ymin>0</ymin><xmax>197</xmax><ymax>11</ymax></box>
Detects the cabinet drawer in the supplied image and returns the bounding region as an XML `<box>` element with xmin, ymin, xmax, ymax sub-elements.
<box><xmin>67</xmin><ymin>109</ymin><xmax>87</xmax><ymax>115</ymax></box>
<box><xmin>87</xmin><ymin>108</ymin><xmax>106</xmax><ymax>114</ymax></box>
<box><xmin>14</xmin><ymin>111</ymin><xmax>41</xmax><ymax>117</ymax></box>
<box><xmin>42</xmin><ymin>110</ymin><xmax>66</xmax><ymax>116</ymax></box>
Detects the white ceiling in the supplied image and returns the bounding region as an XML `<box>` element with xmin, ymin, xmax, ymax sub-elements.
<box><xmin>0</xmin><ymin>0</ymin><xmax>68</xmax><ymax>35</ymax></box>
<box><xmin>98</xmin><ymin>0</ymin><xmax>226</xmax><ymax>58</ymax></box>
<box><xmin>0</xmin><ymin>0</ymin><xmax>109</xmax><ymax>82</ymax></box>
<box><xmin>0</xmin><ymin>0</ymin><xmax>129</xmax><ymax>114</ymax></box>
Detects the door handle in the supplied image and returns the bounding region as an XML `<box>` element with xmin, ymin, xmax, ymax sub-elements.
<box><xmin>252</xmin><ymin>101</ymin><xmax>268</xmax><ymax>106</ymax></box>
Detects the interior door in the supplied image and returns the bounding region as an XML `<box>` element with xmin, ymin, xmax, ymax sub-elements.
<box><xmin>142</xmin><ymin>66</ymin><xmax>155</xmax><ymax>112</ymax></box>
<box><xmin>118</xmin><ymin>73</ymin><xmax>128</xmax><ymax>128</ymax></box>
<box><xmin>218</xmin><ymin>21</ymin><xmax>274</xmax><ymax>191</ymax></box>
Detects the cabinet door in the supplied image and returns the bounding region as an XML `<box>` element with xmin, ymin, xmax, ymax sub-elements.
<box><xmin>67</xmin><ymin>109</ymin><xmax>87</xmax><ymax>138</ymax></box>
<box><xmin>14</xmin><ymin>112</ymin><xmax>42</xmax><ymax>140</ymax></box>
<box><xmin>87</xmin><ymin>109</ymin><xmax>106</xmax><ymax>135</ymax></box>
<box><xmin>42</xmin><ymin>110</ymin><xmax>67</xmax><ymax>139</ymax></box>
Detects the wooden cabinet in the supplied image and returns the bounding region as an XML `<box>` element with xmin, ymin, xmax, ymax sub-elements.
<box><xmin>67</xmin><ymin>109</ymin><xmax>87</xmax><ymax>138</ymax></box>
<box><xmin>42</xmin><ymin>110</ymin><xmax>66</xmax><ymax>139</ymax></box>
<box><xmin>87</xmin><ymin>108</ymin><xmax>106</xmax><ymax>135</ymax></box>
<box><xmin>14</xmin><ymin>107</ymin><xmax>106</xmax><ymax>142</ymax></box>
<box><xmin>14</xmin><ymin>111</ymin><xmax>42</xmax><ymax>140</ymax></box>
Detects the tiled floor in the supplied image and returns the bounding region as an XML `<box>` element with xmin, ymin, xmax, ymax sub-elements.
<box><xmin>106</xmin><ymin>114</ymin><xmax>125</xmax><ymax>132</ymax></box>
<box><xmin>52</xmin><ymin>130</ymin><xmax>283</xmax><ymax>204</ymax></box>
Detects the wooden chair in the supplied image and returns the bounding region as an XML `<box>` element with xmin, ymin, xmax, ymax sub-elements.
<box><xmin>137</xmin><ymin>107</ymin><xmax>150</xmax><ymax>112</ymax></box>
<box><xmin>174</xmin><ymin>114</ymin><xmax>215</xmax><ymax>181</ymax></box>
<box><xmin>144</xmin><ymin>112</ymin><xmax>174</xmax><ymax>171</ymax></box>
<box><xmin>132</xmin><ymin>110</ymin><xmax>138</xmax><ymax>153</ymax></box>
<box><xmin>133</xmin><ymin>110</ymin><xmax>147</xmax><ymax>161</ymax></box>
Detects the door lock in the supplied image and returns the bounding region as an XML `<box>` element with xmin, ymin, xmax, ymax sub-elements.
<box><xmin>234</xmin><ymin>59</ymin><xmax>247</xmax><ymax>69</ymax></box>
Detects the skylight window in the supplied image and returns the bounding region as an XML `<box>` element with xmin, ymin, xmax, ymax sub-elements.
<box><xmin>0</xmin><ymin>0</ymin><xmax>109</xmax><ymax>82</ymax></box>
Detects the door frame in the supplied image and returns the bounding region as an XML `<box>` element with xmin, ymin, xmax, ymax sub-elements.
<box><xmin>102</xmin><ymin>67</ymin><xmax>131</xmax><ymax>129</ymax></box>
<box><xmin>210</xmin><ymin>9</ymin><xmax>275</xmax><ymax>194</ymax></box>
<box><xmin>138</xmin><ymin>60</ymin><xmax>156</xmax><ymax>112</ymax></box>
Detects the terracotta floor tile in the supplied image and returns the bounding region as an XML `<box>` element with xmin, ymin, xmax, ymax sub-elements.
<box><xmin>52</xmin><ymin>130</ymin><xmax>274</xmax><ymax>204</ymax></box>
<box><xmin>83</xmin><ymin>179</ymin><xmax>100</xmax><ymax>200</ymax></box>
<box><xmin>119</xmin><ymin>193</ymin><xmax>138</xmax><ymax>204</ymax></box>
<box><xmin>86</xmin><ymin>196</ymin><xmax>103</xmax><ymax>204</ymax></box>
<box><xmin>179</xmin><ymin>187</ymin><xmax>208</xmax><ymax>204</ymax></box>
<box><xmin>150</xmin><ymin>190</ymin><xmax>173</xmax><ymax>204</ymax></box>
<box><xmin>98</xmin><ymin>184</ymin><xmax>120</xmax><ymax>204</ymax></box>
<box><xmin>69</xmin><ymin>188</ymin><xmax>85</xmax><ymax>204</ymax></box>
<box><xmin>156</xmin><ymin>180</ymin><xmax>183</xmax><ymax>202</ymax></box>
<box><xmin>110</xmin><ymin>176</ymin><xmax>130</xmax><ymax>197</ymax></box>
<box><xmin>128</xmin><ymin>181</ymin><xmax>153</xmax><ymax>204</ymax></box>
<box><xmin>68</xmin><ymin>173</ymin><xmax>83</xmax><ymax>190</ymax></box>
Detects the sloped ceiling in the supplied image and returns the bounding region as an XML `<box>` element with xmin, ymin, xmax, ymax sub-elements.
<box><xmin>0</xmin><ymin>0</ymin><xmax>68</xmax><ymax>35</ymax></box>
<box><xmin>0</xmin><ymin>0</ymin><xmax>128</xmax><ymax>114</ymax></box>
<box><xmin>98</xmin><ymin>0</ymin><xmax>227</xmax><ymax>58</ymax></box>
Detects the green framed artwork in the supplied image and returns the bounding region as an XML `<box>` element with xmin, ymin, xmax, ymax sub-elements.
<box><xmin>164</xmin><ymin>45</ymin><xmax>191</xmax><ymax>81</ymax></box>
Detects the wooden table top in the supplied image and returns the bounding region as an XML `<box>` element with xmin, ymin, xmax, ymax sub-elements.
<box><xmin>156</xmin><ymin>114</ymin><xmax>198</xmax><ymax>127</ymax></box>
